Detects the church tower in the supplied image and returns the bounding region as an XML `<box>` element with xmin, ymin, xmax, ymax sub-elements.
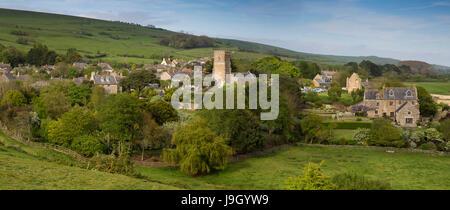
<box><xmin>213</xmin><ymin>50</ymin><xmax>231</xmax><ymax>86</ymax></box>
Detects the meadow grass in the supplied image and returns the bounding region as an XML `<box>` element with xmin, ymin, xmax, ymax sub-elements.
<box><xmin>137</xmin><ymin>144</ymin><xmax>450</xmax><ymax>190</ymax></box>
<box><xmin>0</xmin><ymin>130</ymin><xmax>180</xmax><ymax>190</ymax></box>
<box><xmin>405</xmin><ymin>82</ymin><xmax>450</xmax><ymax>95</ymax></box>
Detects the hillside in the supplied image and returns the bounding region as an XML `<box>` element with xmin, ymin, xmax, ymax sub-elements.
<box><xmin>0</xmin><ymin>8</ymin><xmax>420</xmax><ymax>66</ymax></box>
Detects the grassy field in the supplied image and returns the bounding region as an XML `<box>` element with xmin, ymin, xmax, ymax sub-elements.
<box><xmin>0</xmin><ymin>130</ymin><xmax>180</xmax><ymax>190</ymax></box>
<box><xmin>136</xmin><ymin>144</ymin><xmax>450</xmax><ymax>190</ymax></box>
<box><xmin>405</xmin><ymin>82</ymin><xmax>450</xmax><ymax>95</ymax></box>
<box><xmin>332</xmin><ymin>129</ymin><xmax>356</xmax><ymax>140</ymax></box>
<box><xmin>0</xmin><ymin>8</ymin><xmax>403</xmax><ymax>65</ymax></box>
<box><xmin>1</xmin><ymin>129</ymin><xmax>449</xmax><ymax>190</ymax></box>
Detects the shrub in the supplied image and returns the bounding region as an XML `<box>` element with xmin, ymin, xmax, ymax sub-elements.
<box><xmin>368</xmin><ymin>118</ymin><xmax>402</xmax><ymax>147</ymax></box>
<box><xmin>331</xmin><ymin>172</ymin><xmax>391</xmax><ymax>190</ymax></box>
<box><xmin>87</xmin><ymin>143</ymin><xmax>137</xmax><ymax>176</ymax></box>
<box><xmin>1</xmin><ymin>90</ymin><xmax>27</xmax><ymax>108</ymax></box>
<box><xmin>418</xmin><ymin>142</ymin><xmax>437</xmax><ymax>150</ymax></box>
<box><xmin>71</xmin><ymin>135</ymin><xmax>104</xmax><ymax>157</ymax></box>
<box><xmin>352</xmin><ymin>128</ymin><xmax>371</xmax><ymax>145</ymax></box>
<box><xmin>284</xmin><ymin>161</ymin><xmax>336</xmax><ymax>190</ymax></box>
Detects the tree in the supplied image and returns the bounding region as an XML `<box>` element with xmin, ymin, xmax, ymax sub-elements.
<box><xmin>300</xmin><ymin>114</ymin><xmax>327</xmax><ymax>144</ymax></box>
<box><xmin>145</xmin><ymin>100</ymin><xmax>178</xmax><ymax>125</ymax></box>
<box><xmin>138</xmin><ymin>112</ymin><xmax>162</xmax><ymax>160</ymax></box>
<box><xmin>293</xmin><ymin>60</ymin><xmax>320</xmax><ymax>79</ymax></box>
<box><xmin>1</xmin><ymin>90</ymin><xmax>27</xmax><ymax>108</ymax></box>
<box><xmin>328</xmin><ymin>82</ymin><xmax>342</xmax><ymax>102</ymax></box>
<box><xmin>416</xmin><ymin>86</ymin><xmax>437</xmax><ymax>117</ymax></box>
<box><xmin>65</xmin><ymin>48</ymin><xmax>82</xmax><ymax>63</ymax></box>
<box><xmin>350</xmin><ymin>88</ymin><xmax>365</xmax><ymax>104</ymax></box>
<box><xmin>99</xmin><ymin>93</ymin><xmax>142</xmax><ymax>143</ymax></box>
<box><xmin>204</xmin><ymin>60</ymin><xmax>213</xmax><ymax>73</ymax></box>
<box><xmin>199</xmin><ymin>109</ymin><xmax>263</xmax><ymax>154</ymax></box>
<box><xmin>33</xmin><ymin>90</ymin><xmax>71</xmax><ymax>120</ymax></box>
<box><xmin>440</xmin><ymin>119</ymin><xmax>450</xmax><ymax>140</ymax></box>
<box><xmin>285</xmin><ymin>161</ymin><xmax>336</xmax><ymax>190</ymax></box>
<box><xmin>89</xmin><ymin>86</ymin><xmax>105</xmax><ymax>109</ymax></box>
<box><xmin>47</xmin><ymin>106</ymin><xmax>97</xmax><ymax>146</ymax></box>
<box><xmin>1</xmin><ymin>47</ymin><xmax>25</xmax><ymax>67</ymax></box>
<box><xmin>163</xmin><ymin>118</ymin><xmax>232</xmax><ymax>175</ymax></box>
<box><xmin>252</xmin><ymin>56</ymin><xmax>301</xmax><ymax>78</ymax></box>
<box><xmin>68</xmin><ymin>84</ymin><xmax>91</xmax><ymax>106</ymax></box>
<box><xmin>359</xmin><ymin>60</ymin><xmax>381</xmax><ymax>77</ymax></box>
<box><xmin>26</xmin><ymin>43</ymin><xmax>56</xmax><ymax>66</ymax></box>
<box><xmin>120</xmin><ymin>69</ymin><xmax>158</xmax><ymax>93</ymax></box>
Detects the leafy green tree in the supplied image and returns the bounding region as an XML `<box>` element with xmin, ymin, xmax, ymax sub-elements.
<box><xmin>137</xmin><ymin>112</ymin><xmax>163</xmax><ymax>160</ymax></box>
<box><xmin>416</xmin><ymin>86</ymin><xmax>437</xmax><ymax>117</ymax></box>
<box><xmin>292</xmin><ymin>60</ymin><xmax>320</xmax><ymax>79</ymax></box>
<box><xmin>1</xmin><ymin>47</ymin><xmax>26</xmax><ymax>67</ymax></box>
<box><xmin>252</xmin><ymin>56</ymin><xmax>301</xmax><ymax>78</ymax></box>
<box><xmin>359</xmin><ymin>60</ymin><xmax>381</xmax><ymax>77</ymax></box>
<box><xmin>71</xmin><ymin>135</ymin><xmax>104</xmax><ymax>157</ymax></box>
<box><xmin>68</xmin><ymin>84</ymin><xmax>91</xmax><ymax>106</ymax></box>
<box><xmin>33</xmin><ymin>90</ymin><xmax>71</xmax><ymax>120</ymax></box>
<box><xmin>145</xmin><ymin>100</ymin><xmax>178</xmax><ymax>125</ymax></box>
<box><xmin>351</xmin><ymin>88</ymin><xmax>365</xmax><ymax>104</ymax></box>
<box><xmin>163</xmin><ymin>118</ymin><xmax>232</xmax><ymax>175</ymax></box>
<box><xmin>48</xmin><ymin>106</ymin><xmax>97</xmax><ymax>146</ymax></box>
<box><xmin>440</xmin><ymin>119</ymin><xmax>450</xmax><ymax>140</ymax></box>
<box><xmin>285</xmin><ymin>161</ymin><xmax>336</xmax><ymax>190</ymax></box>
<box><xmin>300</xmin><ymin>114</ymin><xmax>327</xmax><ymax>144</ymax></box>
<box><xmin>26</xmin><ymin>43</ymin><xmax>57</xmax><ymax>66</ymax></box>
<box><xmin>65</xmin><ymin>48</ymin><xmax>82</xmax><ymax>63</ymax></box>
<box><xmin>99</xmin><ymin>93</ymin><xmax>142</xmax><ymax>143</ymax></box>
<box><xmin>199</xmin><ymin>109</ymin><xmax>263</xmax><ymax>154</ymax></box>
<box><xmin>89</xmin><ymin>86</ymin><xmax>105</xmax><ymax>109</ymax></box>
<box><xmin>1</xmin><ymin>90</ymin><xmax>27</xmax><ymax>108</ymax></box>
<box><xmin>328</xmin><ymin>82</ymin><xmax>342</xmax><ymax>102</ymax></box>
<box><xmin>120</xmin><ymin>69</ymin><xmax>159</xmax><ymax>93</ymax></box>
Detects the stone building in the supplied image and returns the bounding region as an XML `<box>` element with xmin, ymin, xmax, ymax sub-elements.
<box><xmin>312</xmin><ymin>74</ymin><xmax>331</xmax><ymax>88</ymax></box>
<box><xmin>90</xmin><ymin>72</ymin><xmax>121</xmax><ymax>94</ymax></box>
<box><xmin>361</xmin><ymin>87</ymin><xmax>420</xmax><ymax>127</ymax></box>
<box><xmin>346</xmin><ymin>73</ymin><xmax>371</xmax><ymax>93</ymax></box>
<box><xmin>213</xmin><ymin>50</ymin><xmax>231</xmax><ymax>86</ymax></box>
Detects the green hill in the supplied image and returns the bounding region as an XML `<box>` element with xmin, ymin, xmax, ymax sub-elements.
<box><xmin>0</xmin><ymin>8</ymin><xmax>403</xmax><ymax>65</ymax></box>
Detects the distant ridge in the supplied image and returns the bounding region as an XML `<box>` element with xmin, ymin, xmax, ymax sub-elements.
<box><xmin>0</xmin><ymin>7</ymin><xmax>448</xmax><ymax>70</ymax></box>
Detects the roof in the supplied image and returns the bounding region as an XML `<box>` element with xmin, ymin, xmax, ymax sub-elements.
<box><xmin>365</xmin><ymin>87</ymin><xmax>417</xmax><ymax>100</ymax></box>
<box><xmin>92</xmin><ymin>74</ymin><xmax>120</xmax><ymax>85</ymax></box>
<box><xmin>314</xmin><ymin>74</ymin><xmax>331</xmax><ymax>85</ymax></box>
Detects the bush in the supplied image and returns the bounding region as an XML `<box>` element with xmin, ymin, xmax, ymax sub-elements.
<box><xmin>331</xmin><ymin>172</ymin><xmax>391</xmax><ymax>190</ymax></box>
<box><xmin>352</xmin><ymin>128</ymin><xmax>371</xmax><ymax>145</ymax></box>
<box><xmin>284</xmin><ymin>161</ymin><xmax>336</xmax><ymax>190</ymax></box>
<box><xmin>418</xmin><ymin>142</ymin><xmax>437</xmax><ymax>150</ymax></box>
<box><xmin>71</xmin><ymin>135</ymin><xmax>104</xmax><ymax>157</ymax></box>
<box><xmin>87</xmin><ymin>143</ymin><xmax>137</xmax><ymax>176</ymax></box>
<box><xmin>368</xmin><ymin>118</ymin><xmax>402</xmax><ymax>147</ymax></box>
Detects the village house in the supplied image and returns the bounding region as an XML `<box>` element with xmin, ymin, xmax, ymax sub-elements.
<box><xmin>0</xmin><ymin>72</ymin><xmax>29</xmax><ymax>82</ymax></box>
<box><xmin>97</xmin><ymin>63</ymin><xmax>114</xmax><ymax>73</ymax></box>
<box><xmin>90</xmin><ymin>72</ymin><xmax>121</xmax><ymax>94</ymax></box>
<box><xmin>0</xmin><ymin>63</ymin><xmax>11</xmax><ymax>74</ymax></box>
<box><xmin>312</xmin><ymin>73</ymin><xmax>332</xmax><ymax>88</ymax></box>
<box><xmin>361</xmin><ymin>87</ymin><xmax>420</xmax><ymax>127</ymax></box>
<box><xmin>321</xmin><ymin>70</ymin><xmax>337</xmax><ymax>80</ymax></box>
<box><xmin>73</xmin><ymin>62</ymin><xmax>88</xmax><ymax>70</ymax></box>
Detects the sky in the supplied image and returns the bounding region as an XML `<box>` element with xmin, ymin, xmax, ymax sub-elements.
<box><xmin>0</xmin><ymin>0</ymin><xmax>450</xmax><ymax>66</ymax></box>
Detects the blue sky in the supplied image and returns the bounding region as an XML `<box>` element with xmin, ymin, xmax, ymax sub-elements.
<box><xmin>1</xmin><ymin>0</ymin><xmax>450</xmax><ymax>66</ymax></box>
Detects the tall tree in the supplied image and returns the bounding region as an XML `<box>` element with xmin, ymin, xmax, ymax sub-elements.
<box><xmin>120</xmin><ymin>69</ymin><xmax>159</xmax><ymax>93</ymax></box>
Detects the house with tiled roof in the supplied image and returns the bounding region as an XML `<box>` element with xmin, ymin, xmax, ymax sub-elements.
<box><xmin>312</xmin><ymin>73</ymin><xmax>332</xmax><ymax>88</ymax></box>
<box><xmin>90</xmin><ymin>72</ymin><xmax>121</xmax><ymax>94</ymax></box>
<box><xmin>360</xmin><ymin>87</ymin><xmax>420</xmax><ymax>127</ymax></box>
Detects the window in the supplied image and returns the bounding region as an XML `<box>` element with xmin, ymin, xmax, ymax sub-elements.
<box><xmin>390</xmin><ymin>101</ymin><xmax>393</xmax><ymax>106</ymax></box>
<box><xmin>375</xmin><ymin>110</ymin><xmax>378</xmax><ymax>114</ymax></box>
<box><xmin>406</xmin><ymin>90</ymin><xmax>412</xmax><ymax>97</ymax></box>
<box><xmin>412</xmin><ymin>101</ymin><xmax>415</xmax><ymax>105</ymax></box>
<box><xmin>406</xmin><ymin>118</ymin><xmax>413</xmax><ymax>124</ymax></box>
<box><xmin>408</xmin><ymin>111</ymin><xmax>411</xmax><ymax>115</ymax></box>
<box><xmin>376</xmin><ymin>102</ymin><xmax>379</xmax><ymax>106</ymax></box>
<box><xmin>389</xmin><ymin>90</ymin><xmax>394</xmax><ymax>97</ymax></box>
<box><xmin>390</xmin><ymin>112</ymin><xmax>394</xmax><ymax>117</ymax></box>
<box><xmin>399</xmin><ymin>101</ymin><xmax>402</xmax><ymax>105</ymax></box>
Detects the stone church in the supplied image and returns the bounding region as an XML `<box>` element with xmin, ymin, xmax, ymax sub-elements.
<box><xmin>212</xmin><ymin>50</ymin><xmax>232</xmax><ymax>86</ymax></box>
<box><xmin>346</xmin><ymin>73</ymin><xmax>371</xmax><ymax>93</ymax></box>
<box><xmin>361</xmin><ymin>87</ymin><xmax>420</xmax><ymax>127</ymax></box>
